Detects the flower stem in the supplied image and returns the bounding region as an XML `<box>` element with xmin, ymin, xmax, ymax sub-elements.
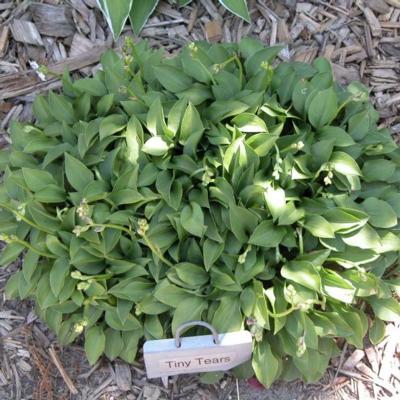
<box><xmin>141</xmin><ymin>234</ymin><xmax>174</xmax><ymax>268</ymax></box>
<box><xmin>0</xmin><ymin>202</ymin><xmax>53</xmax><ymax>234</ymax></box>
<box><xmin>14</xmin><ymin>237</ymin><xmax>56</xmax><ymax>258</ymax></box>
<box><xmin>233</xmin><ymin>53</ymin><xmax>244</xmax><ymax>88</ymax></box>
<box><xmin>92</xmin><ymin>223</ymin><xmax>132</xmax><ymax>236</ymax></box>
<box><xmin>268</xmin><ymin>305</ymin><xmax>297</xmax><ymax>318</ymax></box>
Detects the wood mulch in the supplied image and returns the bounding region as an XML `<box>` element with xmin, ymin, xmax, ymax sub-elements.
<box><xmin>0</xmin><ymin>1</ymin><xmax>400</xmax><ymax>399</ymax></box>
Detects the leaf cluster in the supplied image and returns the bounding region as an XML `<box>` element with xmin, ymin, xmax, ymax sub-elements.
<box><xmin>1</xmin><ymin>38</ymin><xmax>400</xmax><ymax>385</ymax></box>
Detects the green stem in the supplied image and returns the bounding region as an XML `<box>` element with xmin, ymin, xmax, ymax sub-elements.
<box><xmin>268</xmin><ymin>299</ymin><xmax>325</xmax><ymax>319</ymax></box>
<box><xmin>0</xmin><ymin>202</ymin><xmax>53</xmax><ymax>234</ymax></box>
<box><xmin>233</xmin><ymin>53</ymin><xmax>244</xmax><ymax>88</ymax></box>
<box><xmin>142</xmin><ymin>234</ymin><xmax>174</xmax><ymax>268</ymax></box>
<box><xmin>268</xmin><ymin>305</ymin><xmax>298</xmax><ymax>318</ymax></box>
<box><xmin>220</xmin><ymin>55</ymin><xmax>236</xmax><ymax>68</ymax></box>
<box><xmin>91</xmin><ymin>223</ymin><xmax>135</xmax><ymax>241</ymax></box>
<box><xmin>195</xmin><ymin>59</ymin><xmax>216</xmax><ymax>85</ymax></box>
<box><xmin>14</xmin><ymin>238</ymin><xmax>56</xmax><ymax>258</ymax></box>
<box><xmin>129</xmin><ymin>41</ymin><xmax>144</xmax><ymax>76</ymax></box>
<box><xmin>334</xmin><ymin>97</ymin><xmax>353</xmax><ymax>120</ymax></box>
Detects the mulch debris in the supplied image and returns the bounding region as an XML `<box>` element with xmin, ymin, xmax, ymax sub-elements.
<box><xmin>0</xmin><ymin>0</ymin><xmax>400</xmax><ymax>399</ymax></box>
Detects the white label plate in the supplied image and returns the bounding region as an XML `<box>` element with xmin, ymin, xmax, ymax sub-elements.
<box><xmin>144</xmin><ymin>330</ymin><xmax>252</xmax><ymax>378</ymax></box>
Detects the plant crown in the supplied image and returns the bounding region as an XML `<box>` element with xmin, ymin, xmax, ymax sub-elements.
<box><xmin>1</xmin><ymin>38</ymin><xmax>400</xmax><ymax>386</ymax></box>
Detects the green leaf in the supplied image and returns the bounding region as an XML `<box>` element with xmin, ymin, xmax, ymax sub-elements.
<box><xmin>229</xmin><ymin>204</ymin><xmax>259</xmax><ymax>242</ymax></box>
<box><xmin>240</xmin><ymin>287</ymin><xmax>256</xmax><ymax>316</ymax></box>
<box><xmin>22</xmin><ymin>168</ymin><xmax>57</xmax><ymax>192</ymax></box>
<box><xmin>129</xmin><ymin>0</ymin><xmax>158</xmax><ymax>34</ymax></box>
<box><xmin>142</xmin><ymin>136</ymin><xmax>170</xmax><ymax>156</ymax></box>
<box><xmin>96</xmin><ymin>93</ymin><xmax>114</xmax><ymax>115</ymax></box>
<box><xmin>119</xmin><ymin>330</ymin><xmax>141</xmax><ymax>363</ymax></box>
<box><xmin>323</xmin><ymin>208</ymin><xmax>368</xmax><ymax>234</ymax></box>
<box><xmin>212</xmin><ymin>296</ymin><xmax>242</xmax><ymax>333</ymax></box>
<box><xmin>362</xmin><ymin>159</ymin><xmax>395</xmax><ymax>182</ymax></box>
<box><xmin>330</xmin><ymin>151</ymin><xmax>362</xmax><ymax>176</ymax></box>
<box><xmin>199</xmin><ymin>371</ymin><xmax>224</xmax><ymax>384</ymax></box>
<box><xmin>110</xmin><ymin>189</ymin><xmax>143</xmax><ymax>205</ymax></box>
<box><xmin>108</xmin><ymin>279</ymin><xmax>153</xmax><ymax>301</ymax></box>
<box><xmin>244</xmin><ymin>47</ymin><xmax>283</xmax><ymax>77</ymax></box>
<box><xmin>144</xmin><ymin>315</ymin><xmax>163</xmax><ymax>339</ymax></box>
<box><xmin>252</xmin><ymin>340</ymin><xmax>280</xmax><ymax>388</ymax></box>
<box><xmin>180</xmin><ymin>202</ymin><xmax>206</xmax><ymax>238</ymax></box>
<box><xmin>278</xmin><ymin>202</ymin><xmax>304</xmax><ymax>226</ymax></box>
<box><xmin>35</xmin><ymin>185</ymin><xmax>66</xmax><ymax>203</ymax></box>
<box><xmin>246</xmin><ymin>132</ymin><xmax>278</xmax><ymax>157</ymax></box>
<box><xmin>50</xmin><ymin>258</ymin><xmax>70</xmax><ymax>297</ymax></box>
<box><xmin>85</xmin><ymin>325</ymin><xmax>105</xmax><ymax>365</ymax></box>
<box><xmin>248</xmin><ymin>220</ymin><xmax>286</xmax><ymax>248</ymax></box>
<box><xmin>320</xmin><ymin>269</ymin><xmax>355</xmax><ymax>303</ymax></box>
<box><xmin>0</xmin><ymin>242</ymin><xmax>25</xmax><ymax>266</ymax></box>
<box><xmin>171</xmin><ymin>297</ymin><xmax>207</xmax><ymax>334</ymax></box>
<box><xmin>48</xmin><ymin>91</ymin><xmax>75</xmax><ymax>124</ymax></box>
<box><xmin>105</xmin><ymin>309</ymin><xmax>142</xmax><ymax>331</ymax></box>
<box><xmin>179</xmin><ymin>102</ymin><xmax>204</xmax><ymax>149</ymax></box>
<box><xmin>232</xmin><ymin>113</ymin><xmax>267</xmax><ymax>133</ymax></box>
<box><xmin>174</xmin><ymin>262</ymin><xmax>208</xmax><ymax>286</ymax></box>
<box><xmin>64</xmin><ymin>153</ymin><xmax>93</xmax><ymax>192</ymax></box>
<box><xmin>22</xmin><ymin>249</ymin><xmax>39</xmax><ymax>282</ymax></box>
<box><xmin>342</xmin><ymin>224</ymin><xmax>381</xmax><ymax>250</ymax></box>
<box><xmin>74</xmin><ymin>78</ymin><xmax>107</xmax><ymax>97</ymax></box>
<box><xmin>98</xmin><ymin>0</ymin><xmax>133</xmax><ymax>39</ymax></box>
<box><xmin>368</xmin><ymin>297</ymin><xmax>400</xmax><ymax>322</ymax></box>
<box><xmin>146</xmin><ymin>97</ymin><xmax>167</xmax><ymax>136</ymax></box>
<box><xmin>318</xmin><ymin>126</ymin><xmax>354</xmax><ymax>147</ymax></box>
<box><xmin>104</xmin><ymin>328</ymin><xmax>123</xmax><ymax>360</ymax></box>
<box><xmin>153</xmin><ymin>65</ymin><xmax>193</xmax><ymax>93</ymax></box>
<box><xmin>304</xmin><ymin>215</ymin><xmax>335</xmax><ymax>239</ymax></box>
<box><xmin>219</xmin><ymin>0</ymin><xmax>250</xmax><ymax>21</ymax></box>
<box><xmin>153</xmin><ymin>280</ymin><xmax>191</xmax><ymax>307</ymax></box>
<box><xmin>203</xmin><ymin>239</ymin><xmax>224</xmax><ymax>271</ymax></box>
<box><xmin>369</xmin><ymin>318</ymin><xmax>386</xmax><ymax>345</ymax></box>
<box><xmin>308</xmin><ymin>87</ymin><xmax>337</xmax><ymax>128</ymax></box>
<box><xmin>264</xmin><ymin>184</ymin><xmax>286</xmax><ymax>221</ymax></box>
<box><xmin>362</xmin><ymin>198</ymin><xmax>397</xmax><ymax>228</ymax></box>
<box><xmin>281</xmin><ymin>261</ymin><xmax>321</xmax><ymax>292</ymax></box>
<box><xmin>348</xmin><ymin>110</ymin><xmax>371</xmax><ymax>140</ymax></box>
<box><xmin>125</xmin><ymin>115</ymin><xmax>143</xmax><ymax>164</ymax></box>
<box><xmin>99</xmin><ymin>114</ymin><xmax>127</xmax><ymax>140</ymax></box>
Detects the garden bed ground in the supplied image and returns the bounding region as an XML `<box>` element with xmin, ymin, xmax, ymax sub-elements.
<box><xmin>0</xmin><ymin>1</ymin><xmax>400</xmax><ymax>399</ymax></box>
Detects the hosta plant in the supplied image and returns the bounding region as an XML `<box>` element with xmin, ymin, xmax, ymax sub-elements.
<box><xmin>97</xmin><ymin>0</ymin><xmax>250</xmax><ymax>38</ymax></box>
<box><xmin>1</xmin><ymin>38</ymin><xmax>400</xmax><ymax>386</ymax></box>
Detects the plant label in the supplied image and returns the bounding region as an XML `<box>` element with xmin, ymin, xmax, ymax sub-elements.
<box><xmin>143</xmin><ymin>330</ymin><xmax>253</xmax><ymax>379</ymax></box>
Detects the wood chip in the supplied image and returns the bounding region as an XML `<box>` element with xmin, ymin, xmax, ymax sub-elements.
<box><xmin>10</xmin><ymin>19</ymin><xmax>43</xmax><ymax>46</ymax></box>
<box><xmin>364</xmin><ymin>346</ymin><xmax>379</xmax><ymax>373</ymax></box>
<box><xmin>69</xmin><ymin>33</ymin><xmax>95</xmax><ymax>57</ymax></box>
<box><xmin>366</xmin><ymin>0</ymin><xmax>390</xmax><ymax>14</ymax></box>
<box><xmin>343</xmin><ymin>349</ymin><xmax>365</xmax><ymax>370</ymax></box>
<box><xmin>385</xmin><ymin>0</ymin><xmax>400</xmax><ymax>7</ymax></box>
<box><xmin>379</xmin><ymin>324</ymin><xmax>399</xmax><ymax>381</ymax></box>
<box><xmin>277</xmin><ymin>19</ymin><xmax>291</xmax><ymax>42</ymax></box>
<box><xmin>0</xmin><ymin>25</ymin><xmax>9</xmax><ymax>57</ymax></box>
<box><xmin>30</xmin><ymin>3</ymin><xmax>75</xmax><ymax>37</ymax></box>
<box><xmin>70</xmin><ymin>0</ymin><xmax>91</xmax><ymax>21</ymax></box>
<box><xmin>362</xmin><ymin>6</ymin><xmax>382</xmax><ymax>36</ymax></box>
<box><xmin>48</xmin><ymin>346</ymin><xmax>78</xmax><ymax>395</ymax></box>
<box><xmin>205</xmin><ymin>20</ymin><xmax>222</xmax><ymax>42</ymax></box>
<box><xmin>0</xmin><ymin>44</ymin><xmax>108</xmax><ymax>100</ymax></box>
<box><xmin>199</xmin><ymin>0</ymin><xmax>220</xmax><ymax>20</ymax></box>
<box><xmin>114</xmin><ymin>360</ymin><xmax>132</xmax><ymax>392</ymax></box>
